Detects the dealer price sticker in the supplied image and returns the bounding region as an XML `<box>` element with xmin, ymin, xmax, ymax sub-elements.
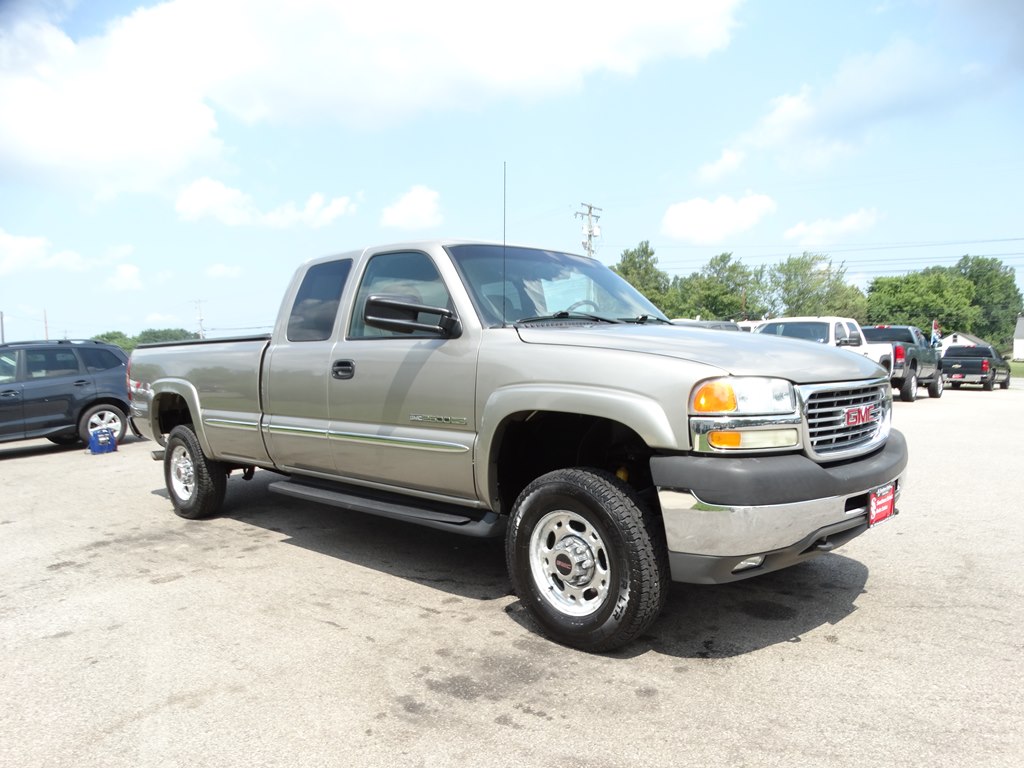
<box><xmin>869</xmin><ymin>483</ymin><xmax>895</xmax><ymax>527</ymax></box>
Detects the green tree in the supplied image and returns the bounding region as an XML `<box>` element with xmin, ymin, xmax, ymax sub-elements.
<box><xmin>767</xmin><ymin>253</ymin><xmax>866</xmax><ymax>319</ymax></box>
<box><xmin>136</xmin><ymin>328</ymin><xmax>199</xmax><ymax>345</ymax></box>
<box><xmin>611</xmin><ymin>241</ymin><xmax>670</xmax><ymax>310</ymax></box>
<box><xmin>951</xmin><ymin>255</ymin><xmax>1023</xmax><ymax>349</ymax></box>
<box><xmin>91</xmin><ymin>328</ymin><xmax>199</xmax><ymax>355</ymax></box>
<box><xmin>665</xmin><ymin>253</ymin><xmax>769</xmax><ymax>320</ymax></box>
<box><xmin>866</xmin><ymin>270</ymin><xmax>980</xmax><ymax>333</ymax></box>
<box><xmin>92</xmin><ymin>330</ymin><xmax>136</xmax><ymax>354</ymax></box>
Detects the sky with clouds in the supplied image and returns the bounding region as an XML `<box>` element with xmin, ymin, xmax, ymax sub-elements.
<box><xmin>1</xmin><ymin>0</ymin><xmax>1022</xmax><ymax>340</ymax></box>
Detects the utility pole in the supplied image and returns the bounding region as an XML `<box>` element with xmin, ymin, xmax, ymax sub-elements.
<box><xmin>575</xmin><ymin>203</ymin><xmax>602</xmax><ymax>258</ymax></box>
<box><xmin>195</xmin><ymin>300</ymin><xmax>206</xmax><ymax>339</ymax></box>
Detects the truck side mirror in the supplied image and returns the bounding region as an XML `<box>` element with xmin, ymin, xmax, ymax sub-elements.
<box><xmin>364</xmin><ymin>295</ymin><xmax>462</xmax><ymax>338</ymax></box>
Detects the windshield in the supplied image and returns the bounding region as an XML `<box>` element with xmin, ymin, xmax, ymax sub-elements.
<box><xmin>446</xmin><ymin>244</ymin><xmax>668</xmax><ymax>326</ymax></box>
<box><xmin>756</xmin><ymin>320</ymin><xmax>829</xmax><ymax>343</ymax></box>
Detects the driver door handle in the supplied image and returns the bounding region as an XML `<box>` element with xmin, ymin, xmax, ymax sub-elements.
<box><xmin>332</xmin><ymin>360</ymin><xmax>355</xmax><ymax>380</ymax></box>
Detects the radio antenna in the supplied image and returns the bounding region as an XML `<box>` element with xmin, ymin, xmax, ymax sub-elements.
<box><xmin>502</xmin><ymin>161</ymin><xmax>508</xmax><ymax>327</ymax></box>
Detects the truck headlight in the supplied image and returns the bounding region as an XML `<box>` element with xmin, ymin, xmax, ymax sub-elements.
<box><xmin>691</xmin><ymin>377</ymin><xmax>796</xmax><ymax>415</ymax></box>
<box><xmin>689</xmin><ymin>377</ymin><xmax>800</xmax><ymax>452</ymax></box>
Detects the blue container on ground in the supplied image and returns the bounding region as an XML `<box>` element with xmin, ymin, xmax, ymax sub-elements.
<box><xmin>88</xmin><ymin>427</ymin><xmax>117</xmax><ymax>454</ymax></box>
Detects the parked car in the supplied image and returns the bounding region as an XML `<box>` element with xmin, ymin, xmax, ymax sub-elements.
<box><xmin>0</xmin><ymin>339</ymin><xmax>130</xmax><ymax>446</ymax></box>
<box><xmin>861</xmin><ymin>324</ymin><xmax>943</xmax><ymax>402</ymax></box>
<box><xmin>754</xmin><ymin>316</ymin><xmax>892</xmax><ymax>372</ymax></box>
<box><xmin>942</xmin><ymin>344</ymin><xmax>1011</xmax><ymax>390</ymax></box>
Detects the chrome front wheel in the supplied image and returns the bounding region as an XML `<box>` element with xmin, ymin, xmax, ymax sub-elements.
<box><xmin>506</xmin><ymin>468</ymin><xmax>668</xmax><ymax>651</ymax></box>
<box><xmin>528</xmin><ymin>509</ymin><xmax>611</xmax><ymax>618</ymax></box>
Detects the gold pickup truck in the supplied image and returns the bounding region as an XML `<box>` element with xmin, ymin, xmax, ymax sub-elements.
<box><xmin>129</xmin><ymin>240</ymin><xmax>907</xmax><ymax>651</ymax></box>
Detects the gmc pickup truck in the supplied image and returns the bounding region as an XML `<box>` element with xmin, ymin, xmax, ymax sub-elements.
<box><xmin>861</xmin><ymin>324</ymin><xmax>943</xmax><ymax>402</ymax></box>
<box><xmin>129</xmin><ymin>240</ymin><xmax>908</xmax><ymax>651</ymax></box>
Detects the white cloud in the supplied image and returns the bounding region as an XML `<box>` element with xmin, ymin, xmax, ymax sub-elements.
<box><xmin>176</xmin><ymin>178</ymin><xmax>257</xmax><ymax>225</ymax></box>
<box><xmin>106</xmin><ymin>263</ymin><xmax>142</xmax><ymax>291</ymax></box>
<box><xmin>1</xmin><ymin>229</ymin><xmax>52</xmax><ymax>276</ymax></box>
<box><xmin>176</xmin><ymin>178</ymin><xmax>355</xmax><ymax>228</ymax></box>
<box><xmin>0</xmin><ymin>227</ymin><xmax>97</xmax><ymax>275</ymax></box>
<box><xmin>784</xmin><ymin>208</ymin><xmax>880</xmax><ymax>247</ymax></box>
<box><xmin>697</xmin><ymin>148</ymin><xmax>745</xmax><ymax>182</ymax></box>
<box><xmin>0</xmin><ymin>1</ymin><xmax>743</xmax><ymax>194</ymax></box>
<box><xmin>380</xmin><ymin>185</ymin><xmax>443</xmax><ymax>229</ymax></box>
<box><xmin>661</xmin><ymin>193</ymin><xmax>777</xmax><ymax>244</ymax></box>
<box><xmin>205</xmin><ymin>264</ymin><xmax>242</xmax><ymax>279</ymax></box>
<box><xmin>264</xmin><ymin>193</ymin><xmax>357</xmax><ymax>229</ymax></box>
<box><xmin>739</xmin><ymin>39</ymin><xmax>975</xmax><ymax>168</ymax></box>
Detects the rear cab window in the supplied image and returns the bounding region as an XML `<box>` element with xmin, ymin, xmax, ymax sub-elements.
<box><xmin>287</xmin><ymin>259</ymin><xmax>353</xmax><ymax>341</ymax></box>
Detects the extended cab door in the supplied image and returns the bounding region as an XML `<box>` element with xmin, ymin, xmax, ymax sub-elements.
<box><xmin>262</xmin><ymin>258</ymin><xmax>353</xmax><ymax>475</ymax></box>
<box><xmin>328</xmin><ymin>249</ymin><xmax>478</xmax><ymax>501</ymax></box>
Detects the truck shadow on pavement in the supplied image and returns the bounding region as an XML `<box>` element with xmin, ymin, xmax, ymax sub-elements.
<box><xmin>190</xmin><ymin>471</ymin><xmax>871</xmax><ymax>659</ymax></box>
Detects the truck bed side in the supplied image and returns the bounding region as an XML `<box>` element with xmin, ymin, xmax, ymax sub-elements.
<box><xmin>129</xmin><ymin>335</ymin><xmax>273</xmax><ymax>466</ymax></box>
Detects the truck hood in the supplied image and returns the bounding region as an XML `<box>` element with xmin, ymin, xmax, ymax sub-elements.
<box><xmin>515</xmin><ymin>324</ymin><xmax>886</xmax><ymax>383</ymax></box>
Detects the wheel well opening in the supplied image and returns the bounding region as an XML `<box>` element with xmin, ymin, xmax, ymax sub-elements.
<box><xmin>493</xmin><ymin>412</ymin><xmax>654</xmax><ymax>515</ymax></box>
<box><xmin>155</xmin><ymin>394</ymin><xmax>193</xmax><ymax>437</ymax></box>
<box><xmin>85</xmin><ymin>397</ymin><xmax>130</xmax><ymax>415</ymax></box>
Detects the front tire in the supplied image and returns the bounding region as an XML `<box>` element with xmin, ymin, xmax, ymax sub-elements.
<box><xmin>164</xmin><ymin>425</ymin><xmax>226</xmax><ymax>519</ymax></box>
<box><xmin>927</xmin><ymin>372</ymin><xmax>943</xmax><ymax>398</ymax></box>
<box><xmin>1000</xmin><ymin>374</ymin><xmax>1010</xmax><ymax>390</ymax></box>
<box><xmin>506</xmin><ymin>468</ymin><xmax>668</xmax><ymax>652</ymax></box>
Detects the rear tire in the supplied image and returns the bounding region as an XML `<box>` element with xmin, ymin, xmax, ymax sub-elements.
<box><xmin>899</xmin><ymin>370</ymin><xmax>918</xmax><ymax>402</ymax></box>
<box><xmin>983</xmin><ymin>377</ymin><xmax>994</xmax><ymax>391</ymax></box>
<box><xmin>506</xmin><ymin>468</ymin><xmax>668</xmax><ymax>652</ymax></box>
<box><xmin>78</xmin><ymin>404</ymin><xmax>128</xmax><ymax>444</ymax></box>
<box><xmin>164</xmin><ymin>425</ymin><xmax>227</xmax><ymax>519</ymax></box>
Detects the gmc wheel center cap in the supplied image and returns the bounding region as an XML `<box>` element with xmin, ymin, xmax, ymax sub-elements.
<box><xmin>552</xmin><ymin>536</ymin><xmax>595</xmax><ymax>586</ymax></box>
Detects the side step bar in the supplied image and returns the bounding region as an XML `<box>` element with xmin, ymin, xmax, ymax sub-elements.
<box><xmin>268</xmin><ymin>479</ymin><xmax>506</xmax><ymax>539</ymax></box>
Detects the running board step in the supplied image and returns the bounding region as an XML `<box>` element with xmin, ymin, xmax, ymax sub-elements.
<box><xmin>268</xmin><ymin>479</ymin><xmax>505</xmax><ymax>538</ymax></box>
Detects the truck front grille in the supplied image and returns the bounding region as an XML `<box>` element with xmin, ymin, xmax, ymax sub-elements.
<box><xmin>800</xmin><ymin>380</ymin><xmax>891</xmax><ymax>461</ymax></box>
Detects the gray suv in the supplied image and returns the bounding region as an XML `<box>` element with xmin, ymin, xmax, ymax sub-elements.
<box><xmin>0</xmin><ymin>340</ymin><xmax>130</xmax><ymax>447</ymax></box>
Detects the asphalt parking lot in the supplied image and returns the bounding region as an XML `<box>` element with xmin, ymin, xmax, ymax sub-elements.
<box><xmin>1</xmin><ymin>383</ymin><xmax>1022</xmax><ymax>768</ymax></box>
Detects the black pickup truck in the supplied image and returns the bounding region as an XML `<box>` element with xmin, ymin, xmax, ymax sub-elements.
<box><xmin>942</xmin><ymin>344</ymin><xmax>1011</xmax><ymax>390</ymax></box>
<box><xmin>861</xmin><ymin>325</ymin><xmax>943</xmax><ymax>402</ymax></box>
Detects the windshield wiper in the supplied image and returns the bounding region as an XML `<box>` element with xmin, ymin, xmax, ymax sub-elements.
<box><xmin>622</xmin><ymin>314</ymin><xmax>673</xmax><ymax>325</ymax></box>
<box><xmin>515</xmin><ymin>311</ymin><xmax>621</xmax><ymax>324</ymax></box>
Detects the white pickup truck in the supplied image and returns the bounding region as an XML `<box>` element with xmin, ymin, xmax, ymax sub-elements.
<box><xmin>755</xmin><ymin>316</ymin><xmax>893</xmax><ymax>373</ymax></box>
<box><xmin>129</xmin><ymin>241</ymin><xmax>907</xmax><ymax>651</ymax></box>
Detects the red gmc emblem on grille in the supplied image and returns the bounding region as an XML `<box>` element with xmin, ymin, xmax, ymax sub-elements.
<box><xmin>844</xmin><ymin>405</ymin><xmax>877</xmax><ymax>427</ymax></box>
